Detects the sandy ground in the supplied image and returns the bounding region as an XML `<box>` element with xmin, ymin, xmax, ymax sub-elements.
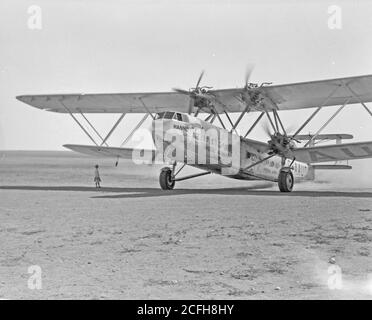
<box><xmin>0</xmin><ymin>151</ymin><xmax>371</xmax><ymax>300</ymax></box>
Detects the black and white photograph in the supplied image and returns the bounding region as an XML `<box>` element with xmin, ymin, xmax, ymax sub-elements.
<box><xmin>0</xmin><ymin>0</ymin><xmax>371</xmax><ymax>303</ymax></box>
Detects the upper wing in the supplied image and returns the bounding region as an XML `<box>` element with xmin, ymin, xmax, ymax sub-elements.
<box><xmin>16</xmin><ymin>92</ymin><xmax>190</xmax><ymax>114</ymax></box>
<box><xmin>293</xmin><ymin>141</ymin><xmax>372</xmax><ymax>163</ymax></box>
<box><xmin>210</xmin><ymin>74</ymin><xmax>372</xmax><ymax>112</ymax></box>
<box><xmin>16</xmin><ymin>74</ymin><xmax>372</xmax><ymax>114</ymax></box>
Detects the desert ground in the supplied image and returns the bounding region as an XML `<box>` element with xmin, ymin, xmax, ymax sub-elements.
<box><xmin>0</xmin><ymin>151</ymin><xmax>371</xmax><ymax>299</ymax></box>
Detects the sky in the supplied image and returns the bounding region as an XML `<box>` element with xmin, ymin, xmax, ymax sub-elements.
<box><xmin>1</xmin><ymin>0</ymin><xmax>372</xmax><ymax>150</ymax></box>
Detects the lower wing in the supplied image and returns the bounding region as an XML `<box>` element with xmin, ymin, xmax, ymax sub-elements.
<box><xmin>64</xmin><ymin>141</ymin><xmax>372</xmax><ymax>165</ymax></box>
<box><xmin>64</xmin><ymin>144</ymin><xmax>156</xmax><ymax>162</ymax></box>
<box><xmin>293</xmin><ymin>141</ymin><xmax>372</xmax><ymax>163</ymax></box>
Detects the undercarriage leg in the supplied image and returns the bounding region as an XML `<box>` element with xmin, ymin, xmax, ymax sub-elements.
<box><xmin>158</xmin><ymin>163</ymin><xmax>210</xmax><ymax>190</ymax></box>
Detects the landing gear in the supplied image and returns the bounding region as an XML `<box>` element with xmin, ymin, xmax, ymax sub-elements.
<box><xmin>278</xmin><ymin>169</ymin><xmax>294</xmax><ymax>192</ymax></box>
<box><xmin>159</xmin><ymin>164</ymin><xmax>211</xmax><ymax>190</ymax></box>
<box><xmin>159</xmin><ymin>167</ymin><xmax>175</xmax><ymax>190</ymax></box>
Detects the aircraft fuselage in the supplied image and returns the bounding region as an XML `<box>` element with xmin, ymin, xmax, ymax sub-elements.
<box><xmin>152</xmin><ymin>112</ymin><xmax>314</xmax><ymax>183</ymax></box>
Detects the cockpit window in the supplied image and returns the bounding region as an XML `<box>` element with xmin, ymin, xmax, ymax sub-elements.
<box><xmin>155</xmin><ymin>112</ymin><xmax>186</xmax><ymax>121</ymax></box>
<box><xmin>163</xmin><ymin>112</ymin><xmax>175</xmax><ymax>119</ymax></box>
<box><xmin>155</xmin><ymin>112</ymin><xmax>165</xmax><ymax>120</ymax></box>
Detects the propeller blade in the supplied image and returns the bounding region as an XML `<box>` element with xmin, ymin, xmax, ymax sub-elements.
<box><xmin>282</xmin><ymin>124</ymin><xmax>295</xmax><ymax>135</ymax></box>
<box><xmin>245</xmin><ymin>64</ymin><xmax>255</xmax><ymax>87</ymax></box>
<box><xmin>262</xmin><ymin>121</ymin><xmax>272</xmax><ymax>138</ymax></box>
<box><xmin>285</xmin><ymin>125</ymin><xmax>302</xmax><ymax>142</ymax></box>
<box><xmin>174</xmin><ymin>70</ymin><xmax>208</xmax><ymax>114</ymax></box>
<box><xmin>188</xmin><ymin>97</ymin><xmax>194</xmax><ymax>114</ymax></box>
<box><xmin>172</xmin><ymin>87</ymin><xmax>190</xmax><ymax>95</ymax></box>
<box><xmin>174</xmin><ymin>87</ymin><xmax>211</xmax><ymax>101</ymax></box>
<box><xmin>195</xmin><ymin>70</ymin><xmax>205</xmax><ymax>89</ymax></box>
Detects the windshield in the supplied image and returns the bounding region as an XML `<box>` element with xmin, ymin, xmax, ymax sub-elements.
<box><xmin>155</xmin><ymin>112</ymin><xmax>187</xmax><ymax>122</ymax></box>
<box><xmin>163</xmin><ymin>112</ymin><xmax>175</xmax><ymax>119</ymax></box>
<box><xmin>155</xmin><ymin>112</ymin><xmax>175</xmax><ymax>120</ymax></box>
<box><xmin>155</xmin><ymin>112</ymin><xmax>165</xmax><ymax>120</ymax></box>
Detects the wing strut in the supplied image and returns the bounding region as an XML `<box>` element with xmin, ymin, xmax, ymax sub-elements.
<box><xmin>138</xmin><ymin>97</ymin><xmax>155</xmax><ymax>120</ymax></box>
<box><xmin>291</xmin><ymin>107</ymin><xmax>322</xmax><ymax>140</ymax></box>
<box><xmin>244</xmin><ymin>112</ymin><xmax>264</xmax><ymax>138</ymax></box>
<box><xmin>120</xmin><ymin>113</ymin><xmax>149</xmax><ymax>147</ymax></box>
<box><xmin>60</xmin><ymin>99</ymin><xmax>99</xmax><ymax>146</ymax></box>
<box><xmin>58</xmin><ymin>97</ymin><xmax>152</xmax><ymax>149</ymax></box>
<box><xmin>265</xmin><ymin>111</ymin><xmax>277</xmax><ymax>132</ymax></box>
<box><xmin>101</xmin><ymin>113</ymin><xmax>126</xmax><ymax>146</ymax></box>
<box><xmin>289</xmin><ymin>79</ymin><xmax>372</xmax><ymax>146</ymax></box>
<box><xmin>224</xmin><ymin>111</ymin><xmax>238</xmax><ymax>134</ymax></box>
<box><xmin>204</xmin><ymin>113</ymin><xmax>213</xmax><ymax>122</ymax></box>
<box><xmin>343</xmin><ymin>82</ymin><xmax>372</xmax><ymax>118</ymax></box>
<box><xmin>273</xmin><ymin>110</ymin><xmax>286</xmax><ymax>135</ymax></box>
<box><xmin>304</xmin><ymin>97</ymin><xmax>350</xmax><ymax>147</ymax></box>
<box><xmin>242</xmin><ymin>154</ymin><xmax>275</xmax><ymax>171</ymax></box>
<box><xmin>291</xmin><ymin>85</ymin><xmax>342</xmax><ymax>140</ymax></box>
<box><xmin>231</xmin><ymin>105</ymin><xmax>249</xmax><ymax>132</ymax></box>
<box><xmin>79</xmin><ymin>111</ymin><xmax>109</xmax><ymax>146</ymax></box>
<box><xmin>211</xmin><ymin>106</ymin><xmax>226</xmax><ymax>129</ymax></box>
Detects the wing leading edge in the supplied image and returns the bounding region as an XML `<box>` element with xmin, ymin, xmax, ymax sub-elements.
<box><xmin>17</xmin><ymin>92</ymin><xmax>190</xmax><ymax>114</ymax></box>
<box><xmin>16</xmin><ymin>74</ymin><xmax>372</xmax><ymax>114</ymax></box>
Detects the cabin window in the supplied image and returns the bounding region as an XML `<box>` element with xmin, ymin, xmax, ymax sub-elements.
<box><xmin>176</xmin><ymin>113</ymin><xmax>183</xmax><ymax>121</ymax></box>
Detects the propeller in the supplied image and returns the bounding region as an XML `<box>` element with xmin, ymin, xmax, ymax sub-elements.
<box><xmin>173</xmin><ymin>70</ymin><xmax>213</xmax><ymax>114</ymax></box>
<box><xmin>195</xmin><ymin>70</ymin><xmax>204</xmax><ymax>89</ymax></box>
<box><xmin>244</xmin><ymin>64</ymin><xmax>255</xmax><ymax>89</ymax></box>
<box><xmin>262</xmin><ymin>120</ymin><xmax>297</xmax><ymax>157</ymax></box>
<box><xmin>237</xmin><ymin>65</ymin><xmax>260</xmax><ymax>106</ymax></box>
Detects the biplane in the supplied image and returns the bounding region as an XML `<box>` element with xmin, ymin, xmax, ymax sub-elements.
<box><xmin>16</xmin><ymin>71</ymin><xmax>372</xmax><ymax>192</ymax></box>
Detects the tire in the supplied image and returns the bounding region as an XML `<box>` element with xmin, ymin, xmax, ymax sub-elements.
<box><xmin>278</xmin><ymin>170</ymin><xmax>294</xmax><ymax>192</ymax></box>
<box><xmin>159</xmin><ymin>168</ymin><xmax>175</xmax><ymax>190</ymax></box>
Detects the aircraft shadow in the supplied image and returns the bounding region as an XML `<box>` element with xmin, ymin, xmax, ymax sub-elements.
<box><xmin>0</xmin><ymin>185</ymin><xmax>372</xmax><ymax>199</ymax></box>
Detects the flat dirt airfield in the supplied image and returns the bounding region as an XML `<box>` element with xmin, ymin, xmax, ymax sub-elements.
<box><xmin>0</xmin><ymin>151</ymin><xmax>371</xmax><ymax>299</ymax></box>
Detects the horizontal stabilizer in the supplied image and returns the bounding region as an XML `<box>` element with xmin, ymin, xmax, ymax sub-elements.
<box><xmin>291</xmin><ymin>134</ymin><xmax>353</xmax><ymax>141</ymax></box>
<box><xmin>312</xmin><ymin>164</ymin><xmax>352</xmax><ymax>170</ymax></box>
<box><xmin>293</xmin><ymin>141</ymin><xmax>372</xmax><ymax>163</ymax></box>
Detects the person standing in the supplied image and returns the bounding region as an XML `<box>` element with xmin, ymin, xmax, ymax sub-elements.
<box><xmin>94</xmin><ymin>164</ymin><xmax>101</xmax><ymax>188</ymax></box>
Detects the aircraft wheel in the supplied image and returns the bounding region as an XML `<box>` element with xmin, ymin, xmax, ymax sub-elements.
<box><xmin>278</xmin><ymin>169</ymin><xmax>294</xmax><ymax>192</ymax></box>
<box><xmin>159</xmin><ymin>167</ymin><xmax>175</xmax><ymax>190</ymax></box>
